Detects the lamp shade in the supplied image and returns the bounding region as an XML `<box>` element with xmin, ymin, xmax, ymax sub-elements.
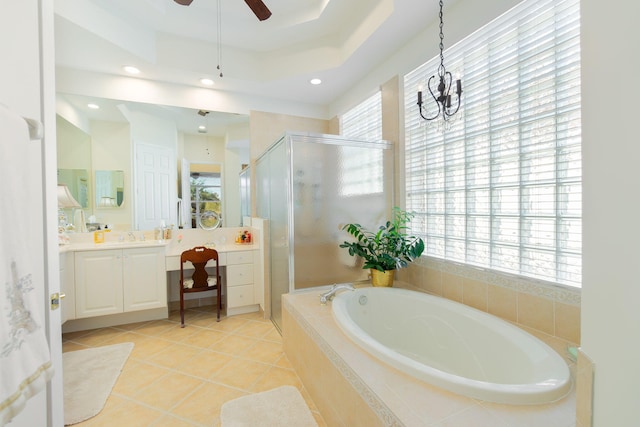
<box><xmin>57</xmin><ymin>184</ymin><xmax>81</xmax><ymax>208</ymax></box>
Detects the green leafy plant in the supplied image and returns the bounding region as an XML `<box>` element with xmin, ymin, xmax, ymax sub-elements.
<box><xmin>340</xmin><ymin>207</ymin><xmax>425</xmax><ymax>272</ymax></box>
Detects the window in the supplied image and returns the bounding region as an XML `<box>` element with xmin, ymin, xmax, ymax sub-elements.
<box><xmin>190</xmin><ymin>172</ymin><xmax>222</xmax><ymax>229</ymax></box>
<box><xmin>404</xmin><ymin>0</ymin><xmax>581</xmax><ymax>287</ymax></box>
<box><xmin>340</xmin><ymin>91</ymin><xmax>384</xmax><ymax>196</ymax></box>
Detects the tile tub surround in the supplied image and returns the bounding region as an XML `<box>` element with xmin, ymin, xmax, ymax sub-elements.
<box><xmin>283</xmin><ymin>289</ymin><xmax>577</xmax><ymax>427</ymax></box>
<box><xmin>399</xmin><ymin>257</ymin><xmax>581</xmax><ymax>345</ymax></box>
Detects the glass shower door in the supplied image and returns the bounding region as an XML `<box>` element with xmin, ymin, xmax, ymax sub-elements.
<box><xmin>257</xmin><ymin>139</ymin><xmax>290</xmax><ymax>331</ymax></box>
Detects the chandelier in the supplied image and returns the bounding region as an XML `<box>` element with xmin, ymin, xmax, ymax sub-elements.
<box><xmin>417</xmin><ymin>0</ymin><xmax>462</xmax><ymax>123</ymax></box>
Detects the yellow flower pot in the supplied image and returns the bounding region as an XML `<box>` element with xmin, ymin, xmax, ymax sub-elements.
<box><xmin>370</xmin><ymin>269</ymin><xmax>395</xmax><ymax>287</ymax></box>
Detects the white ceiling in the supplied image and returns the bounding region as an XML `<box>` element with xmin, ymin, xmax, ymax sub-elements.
<box><xmin>54</xmin><ymin>0</ymin><xmax>442</xmax><ymax>135</ymax></box>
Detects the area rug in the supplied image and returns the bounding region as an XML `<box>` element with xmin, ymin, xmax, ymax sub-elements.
<box><xmin>220</xmin><ymin>385</ymin><xmax>318</xmax><ymax>427</ymax></box>
<box><xmin>63</xmin><ymin>342</ymin><xmax>134</xmax><ymax>425</ymax></box>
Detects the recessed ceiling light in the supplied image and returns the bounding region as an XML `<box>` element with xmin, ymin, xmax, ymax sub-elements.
<box><xmin>200</xmin><ymin>78</ymin><xmax>214</xmax><ymax>86</ymax></box>
<box><xmin>123</xmin><ymin>65</ymin><xmax>140</xmax><ymax>75</ymax></box>
<box><xmin>198</xmin><ymin>125</ymin><xmax>206</xmax><ymax>130</ymax></box>
<box><xmin>310</xmin><ymin>78</ymin><xmax>322</xmax><ymax>85</ymax></box>
<box><xmin>87</xmin><ymin>103</ymin><xmax>100</xmax><ymax>110</ymax></box>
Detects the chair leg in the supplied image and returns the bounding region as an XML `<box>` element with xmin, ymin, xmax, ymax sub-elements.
<box><xmin>216</xmin><ymin>282</ymin><xmax>221</xmax><ymax>322</ymax></box>
<box><xmin>180</xmin><ymin>288</ymin><xmax>185</xmax><ymax>328</ymax></box>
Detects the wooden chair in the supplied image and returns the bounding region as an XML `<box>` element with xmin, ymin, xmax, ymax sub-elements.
<box><xmin>179</xmin><ymin>246</ymin><xmax>222</xmax><ymax>327</ymax></box>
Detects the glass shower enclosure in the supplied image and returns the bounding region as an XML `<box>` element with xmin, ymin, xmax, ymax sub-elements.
<box><xmin>255</xmin><ymin>132</ymin><xmax>393</xmax><ymax>331</ymax></box>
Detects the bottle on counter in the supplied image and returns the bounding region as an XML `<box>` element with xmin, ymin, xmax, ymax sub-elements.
<box><xmin>94</xmin><ymin>230</ymin><xmax>105</xmax><ymax>243</ymax></box>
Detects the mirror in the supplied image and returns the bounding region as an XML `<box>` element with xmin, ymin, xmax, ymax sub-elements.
<box><xmin>57</xmin><ymin>169</ymin><xmax>89</xmax><ymax>208</ymax></box>
<box><xmin>95</xmin><ymin>170</ymin><xmax>124</xmax><ymax>208</ymax></box>
<box><xmin>56</xmin><ymin>115</ymin><xmax>92</xmax><ymax>224</ymax></box>
<box><xmin>190</xmin><ymin>163</ymin><xmax>223</xmax><ymax>229</ymax></box>
<box><xmin>56</xmin><ymin>94</ymin><xmax>250</xmax><ymax>229</ymax></box>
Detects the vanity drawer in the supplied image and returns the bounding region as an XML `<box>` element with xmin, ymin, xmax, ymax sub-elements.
<box><xmin>227</xmin><ymin>250</ymin><xmax>253</xmax><ymax>265</ymax></box>
<box><xmin>227</xmin><ymin>284</ymin><xmax>254</xmax><ymax>308</ymax></box>
<box><xmin>226</xmin><ymin>264</ymin><xmax>253</xmax><ymax>286</ymax></box>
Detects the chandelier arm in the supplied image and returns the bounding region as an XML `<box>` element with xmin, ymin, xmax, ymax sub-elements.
<box><xmin>417</xmin><ymin>75</ymin><xmax>442</xmax><ymax>121</ymax></box>
<box><xmin>444</xmin><ymin>96</ymin><xmax>462</xmax><ymax>117</ymax></box>
<box><xmin>442</xmin><ymin>71</ymin><xmax>462</xmax><ymax>118</ymax></box>
<box><xmin>424</xmin><ymin>76</ymin><xmax>443</xmax><ymax>121</ymax></box>
<box><xmin>416</xmin><ymin>0</ymin><xmax>462</xmax><ymax>125</ymax></box>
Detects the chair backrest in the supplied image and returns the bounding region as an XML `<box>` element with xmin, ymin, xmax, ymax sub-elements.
<box><xmin>180</xmin><ymin>246</ymin><xmax>219</xmax><ymax>289</ymax></box>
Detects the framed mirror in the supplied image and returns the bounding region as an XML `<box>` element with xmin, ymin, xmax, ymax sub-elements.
<box><xmin>95</xmin><ymin>170</ymin><xmax>124</xmax><ymax>208</ymax></box>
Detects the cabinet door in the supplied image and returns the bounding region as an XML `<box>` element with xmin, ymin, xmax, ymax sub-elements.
<box><xmin>227</xmin><ymin>250</ymin><xmax>253</xmax><ymax>265</ymax></box>
<box><xmin>228</xmin><ymin>284</ymin><xmax>255</xmax><ymax>308</ymax></box>
<box><xmin>75</xmin><ymin>250</ymin><xmax>123</xmax><ymax>318</ymax></box>
<box><xmin>122</xmin><ymin>247</ymin><xmax>167</xmax><ymax>312</ymax></box>
<box><xmin>227</xmin><ymin>264</ymin><xmax>254</xmax><ymax>286</ymax></box>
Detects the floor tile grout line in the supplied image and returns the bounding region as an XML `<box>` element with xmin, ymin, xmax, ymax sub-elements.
<box><xmin>108</xmin><ymin>389</ymin><xmax>206</xmax><ymax>427</ymax></box>
<box><xmin>62</xmin><ymin>308</ymin><xmax>317</xmax><ymax>426</ymax></box>
<box><xmin>119</xmin><ymin>346</ymin><xmax>292</xmax><ymax>390</ymax></box>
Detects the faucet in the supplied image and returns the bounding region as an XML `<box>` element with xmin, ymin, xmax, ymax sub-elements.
<box><xmin>319</xmin><ymin>283</ymin><xmax>355</xmax><ymax>305</ymax></box>
<box><xmin>127</xmin><ymin>231</ymin><xmax>136</xmax><ymax>241</ymax></box>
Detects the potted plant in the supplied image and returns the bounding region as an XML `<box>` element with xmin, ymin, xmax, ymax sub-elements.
<box><xmin>340</xmin><ymin>207</ymin><xmax>425</xmax><ymax>287</ymax></box>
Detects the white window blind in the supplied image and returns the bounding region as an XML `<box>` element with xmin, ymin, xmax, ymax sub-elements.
<box><xmin>404</xmin><ymin>0</ymin><xmax>581</xmax><ymax>287</ymax></box>
<box><xmin>341</xmin><ymin>91</ymin><xmax>383</xmax><ymax>141</ymax></box>
<box><xmin>340</xmin><ymin>91</ymin><xmax>384</xmax><ymax>196</ymax></box>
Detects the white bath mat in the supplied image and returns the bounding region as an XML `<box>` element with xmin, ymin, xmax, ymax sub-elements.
<box><xmin>63</xmin><ymin>342</ymin><xmax>133</xmax><ymax>425</ymax></box>
<box><xmin>220</xmin><ymin>385</ymin><xmax>318</xmax><ymax>427</ymax></box>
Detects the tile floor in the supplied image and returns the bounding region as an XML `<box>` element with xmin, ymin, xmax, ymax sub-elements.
<box><xmin>62</xmin><ymin>307</ymin><xmax>327</xmax><ymax>427</ymax></box>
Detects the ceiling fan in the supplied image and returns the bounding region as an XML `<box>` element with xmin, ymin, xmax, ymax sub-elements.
<box><xmin>173</xmin><ymin>0</ymin><xmax>272</xmax><ymax>21</ymax></box>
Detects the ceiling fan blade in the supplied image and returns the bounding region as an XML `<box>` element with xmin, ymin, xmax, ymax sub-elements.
<box><xmin>173</xmin><ymin>0</ymin><xmax>193</xmax><ymax>5</ymax></box>
<box><xmin>244</xmin><ymin>0</ymin><xmax>272</xmax><ymax>21</ymax></box>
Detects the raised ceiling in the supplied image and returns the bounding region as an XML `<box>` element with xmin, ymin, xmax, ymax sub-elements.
<box><xmin>54</xmin><ymin>0</ymin><xmax>442</xmax><ymax>134</ymax></box>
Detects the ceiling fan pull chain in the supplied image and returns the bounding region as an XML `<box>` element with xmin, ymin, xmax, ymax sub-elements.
<box><xmin>217</xmin><ymin>0</ymin><xmax>223</xmax><ymax>78</ymax></box>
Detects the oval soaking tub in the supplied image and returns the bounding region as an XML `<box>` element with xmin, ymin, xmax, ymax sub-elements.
<box><xmin>331</xmin><ymin>286</ymin><xmax>571</xmax><ymax>405</ymax></box>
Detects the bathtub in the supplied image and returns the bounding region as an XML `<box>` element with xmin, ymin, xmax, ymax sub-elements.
<box><xmin>331</xmin><ymin>286</ymin><xmax>571</xmax><ymax>405</ymax></box>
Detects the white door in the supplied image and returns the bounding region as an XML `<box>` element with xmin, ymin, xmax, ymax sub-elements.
<box><xmin>1</xmin><ymin>1</ymin><xmax>63</xmax><ymax>426</ymax></box>
<box><xmin>135</xmin><ymin>143</ymin><xmax>177</xmax><ymax>230</ymax></box>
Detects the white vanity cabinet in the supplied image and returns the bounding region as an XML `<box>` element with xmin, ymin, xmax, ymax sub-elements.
<box><xmin>226</xmin><ymin>250</ymin><xmax>258</xmax><ymax>314</ymax></box>
<box><xmin>74</xmin><ymin>246</ymin><xmax>167</xmax><ymax>319</ymax></box>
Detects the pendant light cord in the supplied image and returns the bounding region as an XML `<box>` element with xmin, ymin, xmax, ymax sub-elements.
<box><xmin>217</xmin><ymin>0</ymin><xmax>223</xmax><ymax>77</ymax></box>
<box><xmin>437</xmin><ymin>0</ymin><xmax>445</xmax><ymax>78</ymax></box>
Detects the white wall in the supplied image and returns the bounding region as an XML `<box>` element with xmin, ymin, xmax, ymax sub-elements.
<box><xmin>581</xmin><ymin>0</ymin><xmax>640</xmax><ymax>425</ymax></box>
<box><xmin>91</xmin><ymin>120</ymin><xmax>132</xmax><ymax>228</ymax></box>
<box><xmin>56</xmin><ymin>67</ymin><xmax>329</xmax><ymax>120</ymax></box>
